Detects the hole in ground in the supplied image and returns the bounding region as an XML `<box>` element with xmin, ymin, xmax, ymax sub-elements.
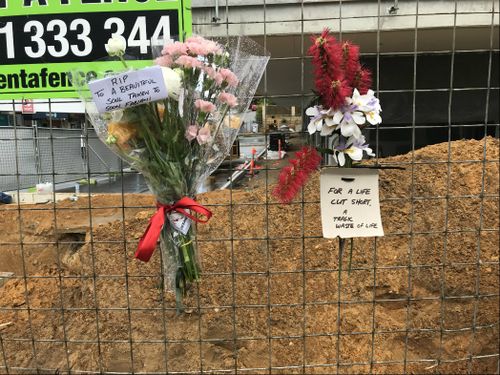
<box><xmin>57</xmin><ymin>232</ymin><xmax>87</xmax><ymax>254</ymax></box>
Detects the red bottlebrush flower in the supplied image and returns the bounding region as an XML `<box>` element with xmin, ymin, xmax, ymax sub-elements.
<box><xmin>324</xmin><ymin>79</ymin><xmax>352</xmax><ymax>110</ymax></box>
<box><xmin>308</xmin><ymin>29</ymin><xmax>373</xmax><ymax>108</ymax></box>
<box><xmin>309</xmin><ymin>28</ymin><xmax>346</xmax><ymax>109</ymax></box>
<box><xmin>352</xmin><ymin>68</ymin><xmax>372</xmax><ymax>94</ymax></box>
<box><xmin>272</xmin><ymin>146</ymin><xmax>322</xmax><ymax>204</ymax></box>
<box><xmin>341</xmin><ymin>41</ymin><xmax>361</xmax><ymax>86</ymax></box>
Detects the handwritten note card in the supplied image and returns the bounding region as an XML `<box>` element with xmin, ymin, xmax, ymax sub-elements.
<box><xmin>169</xmin><ymin>211</ymin><xmax>191</xmax><ymax>235</ymax></box>
<box><xmin>89</xmin><ymin>66</ymin><xmax>168</xmax><ymax>114</ymax></box>
<box><xmin>320</xmin><ymin>168</ymin><xmax>384</xmax><ymax>239</ymax></box>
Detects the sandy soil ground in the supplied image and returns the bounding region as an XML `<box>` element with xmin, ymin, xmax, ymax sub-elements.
<box><xmin>0</xmin><ymin>137</ymin><xmax>498</xmax><ymax>374</ymax></box>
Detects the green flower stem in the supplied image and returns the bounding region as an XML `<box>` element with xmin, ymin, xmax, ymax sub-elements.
<box><xmin>178</xmin><ymin>233</ymin><xmax>200</xmax><ymax>283</ymax></box>
<box><xmin>118</xmin><ymin>55</ymin><xmax>129</xmax><ymax>70</ymax></box>
<box><xmin>181</xmin><ymin>240</ymin><xmax>192</xmax><ymax>263</ymax></box>
<box><xmin>189</xmin><ymin>242</ymin><xmax>200</xmax><ymax>280</ymax></box>
<box><xmin>345</xmin><ymin>155</ymin><xmax>353</xmax><ymax>168</ymax></box>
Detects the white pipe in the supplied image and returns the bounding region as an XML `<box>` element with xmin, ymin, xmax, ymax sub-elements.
<box><xmin>220</xmin><ymin>147</ymin><xmax>266</xmax><ymax>190</ymax></box>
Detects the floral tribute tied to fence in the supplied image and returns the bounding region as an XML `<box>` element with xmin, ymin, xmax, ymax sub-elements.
<box><xmin>273</xmin><ymin>28</ymin><xmax>385</xmax><ymax>275</ymax></box>
<box><xmin>73</xmin><ymin>36</ymin><xmax>269</xmax><ymax>309</ymax></box>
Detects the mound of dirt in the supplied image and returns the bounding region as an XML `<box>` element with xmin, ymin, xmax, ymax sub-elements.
<box><xmin>0</xmin><ymin>137</ymin><xmax>498</xmax><ymax>374</ymax></box>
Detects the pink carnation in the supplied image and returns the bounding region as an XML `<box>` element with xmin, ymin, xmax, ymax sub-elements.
<box><xmin>186</xmin><ymin>36</ymin><xmax>223</xmax><ymax>55</ymax></box>
<box><xmin>155</xmin><ymin>55</ymin><xmax>173</xmax><ymax>67</ymax></box>
<box><xmin>185</xmin><ymin>125</ymin><xmax>199</xmax><ymax>142</ymax></box>
<box><xmin>186</xmin><ymin>36</ymin><xmax>206</xmax><ymax>44</ymax></box>
<box><xmin>218</xmin><ymin>92</ymin><xmax>238</xmax><ymax>107</ymax></box>
<box><xmin>197</xmin><ymin>127</ymin><xmax>211</xmax><ymax>144</ymax></box>
<box><xmin>204</xmin><ymin>40</ymin><xmax>223</xmax><ymax>55</ymax></box>
<box><xmin>204</xmin><ymin>66</ymin><xmax>215</xmax><ymax>78</ymax></box>
<box><xmin>186</xmin><ymin>41</ymin><xmax>210</xmax><ymax>56</ymax></box>
<box><xmin>162</xmin><ymin>41</ymin><xmax>188</xmax><ymax>56</ymax></box>
<box><xmin>175</xmin><ymin>55</ymin><xmax>203</xmax><ymax>69</ymax></box>
<box><xmin>195</xmin><ymin>99</ymin><xmax>216</xmax><ymax>113</ymax></box>
<box><xmin>214</xmin><ymin>73</ymin><xmax>224</xmax><ymax>85</ymax></box>
<box><xmin>220</xmin><ymin>68</ymin><xmax>239</xmax><ymax>87</ymax></box>
<box><xmin>185</xmin><ymin>124</ymin><xmax>211</xmax><ymax>145</ymax></box>
<box><xmin>204</xmin><ymin>67</ymin><xmax>224</xmax><ymax>85</ymax></box>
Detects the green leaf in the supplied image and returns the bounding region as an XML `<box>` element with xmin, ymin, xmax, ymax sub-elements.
<box><xmin>317</xmin><ymin>147</ymin><xmax>335</xmax><ymax>155</ymax></box>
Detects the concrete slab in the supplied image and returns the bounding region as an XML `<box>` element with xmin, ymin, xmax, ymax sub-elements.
<box><xmin>5</xmin><ymin>192</ymin><xmax>82</xmax><ymax>204</ymax></box>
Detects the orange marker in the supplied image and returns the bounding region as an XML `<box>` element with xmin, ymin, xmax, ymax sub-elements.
<box><xmin>250</xmin><ymin>148</ymin><xmax>257</xmax><ymax>176</ymax></box>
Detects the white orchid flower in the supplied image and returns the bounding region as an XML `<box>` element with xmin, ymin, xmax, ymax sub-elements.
<box><xmin>340</xmin><ymin>119</ymin><xmax>363</xmax><ymax>139</ymax></box>
<box><xmin>353</xmin><ymin>136</ymin><xmax>375</xmax><ymax>157</ymax></box>
<box><xmin>366</xmin><ymin>109</ymin><xmax>382</xmax><ymax>125</ymax></box>
<box><xmin>305</xmin><ymin>106</ymin><xmax>336</xmax><ymax>135</ymax></box>
<box><xmin>350</xmin><ymin>88</ymin><xmax>363</xmax><ymax>107</ymax></box>
<box><xmin>351</xmin><ymin>89</ymin><xmax>382</xmax><ymax>125</ymax></box>
<box><xmin>331</xmin><ymin>134</ymin><xmax>347</xmax><ymax>166</ymax></box>
<box><xmin>333</xmin><ymin>134</ymin><xmax>374</xmax><ymax>166</ymax></box>
<box><xmin>343</xmin><ymin>145</ymin><xmax>364</xmax><ymax>163</ymax></box>
<box><xmin>320</xmin><ymin>112</ymin><xmax>339</xmax><ymax>136</ymax></box>
<box><xmin>333</xmin><ymin>110</ymin><xmax>344</xmax><ymax>125</ymax></box>
<box><xmin>336</xmin><ymin>108</ymin><xmax>364</xmax><ymax>139</ymax></box>
<box><xmin>351</xmin><ymin>89</ymin><xmax>378</xmax><ymax>111</ymax></box>
<box><xmin>331</xmin><ymin>95</ymin><xmax>366</xmax><ymax>140</ymax></box>
<box><xmin>364</xmin><ymin>90</ymin><xmax>382</xmax><ymax>110</ymax></box>
<box><xmin>105</xmin><ymin>37</ymin><xmax>126</xmax><ymax>57</ymax></box>
<box><xmin>364</xmin><ymin>146</ymin><xmax>375</xmax><ymax>157</ymax></box>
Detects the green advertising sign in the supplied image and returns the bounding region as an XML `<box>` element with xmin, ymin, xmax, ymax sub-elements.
<box><xmin>0</xmin><ymin>0</ymin><xmax>192</xmax><ymax>99</ymax></box>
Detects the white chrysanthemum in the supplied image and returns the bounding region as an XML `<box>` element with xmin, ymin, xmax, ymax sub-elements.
<box><xmin>161</xmin><ymin>67</ymin><xmax>182</xmax><ymax>101</ymax></box>
<box><xmin>105</xmin><ymin>37</ymin><xmax>126</xmax><ymax>57</ymax></box>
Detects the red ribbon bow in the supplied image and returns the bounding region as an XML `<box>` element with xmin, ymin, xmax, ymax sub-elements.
<box><xmin>135</xmin><ymin>197</ymin><xmax>212</xmax><ymax>262</ymax></box>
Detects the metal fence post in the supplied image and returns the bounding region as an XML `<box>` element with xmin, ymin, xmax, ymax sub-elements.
<box><xmin>82</xmin><ymin>119</ymin><xmax>89</xmax><ymax>173</ymax></box>
<box><xmin>32</xmin><ymin>122</ymin><xmax>41</xmax><ymax>184</ymax></box>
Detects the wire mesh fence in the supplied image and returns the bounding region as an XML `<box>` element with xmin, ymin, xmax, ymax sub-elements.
<box><xmin>0</xmin><ymin>127</ymin><xmax>38</xmax><ymax>192</ymax></box>
<box><xmin>0</xmin><ymin>126</ymin><xmax>122</xmax><ymax>192</ymax></box>
<box><xmin>0</xmin><ymin>0</ymin><xmax>499</xmax><ymax>374</ymax></box>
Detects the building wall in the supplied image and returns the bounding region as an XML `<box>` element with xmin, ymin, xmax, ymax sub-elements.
<box><xmin>192</xmin><ymin>0</ymin><xmax>499</xmax><ymax>156</ymax></box>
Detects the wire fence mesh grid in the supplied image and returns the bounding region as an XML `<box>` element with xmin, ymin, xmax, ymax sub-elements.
<box><xmin>0</xmin><ymin>126</ymin><xmax>122</xmax><ymax>192</ymax></box>
<box><xmin>0</xmin><ymin>0</ymin><xmax>499</xmax><ymax>374</ymax></box>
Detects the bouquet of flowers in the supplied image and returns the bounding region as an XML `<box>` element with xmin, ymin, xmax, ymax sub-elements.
<box><xmin>75</xmin><ymin>36</ymin><xmax>269</xmax><ymax>308</ymax></box>
<box><xmin>273</xmin><ymin>28</ymin><xmax>382</xmax><ymax>203</ymax></box>
<box><xmin>273</xmin><ymin>29</ymin><xmax>382</xmax><ymax>275</ymax></box>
